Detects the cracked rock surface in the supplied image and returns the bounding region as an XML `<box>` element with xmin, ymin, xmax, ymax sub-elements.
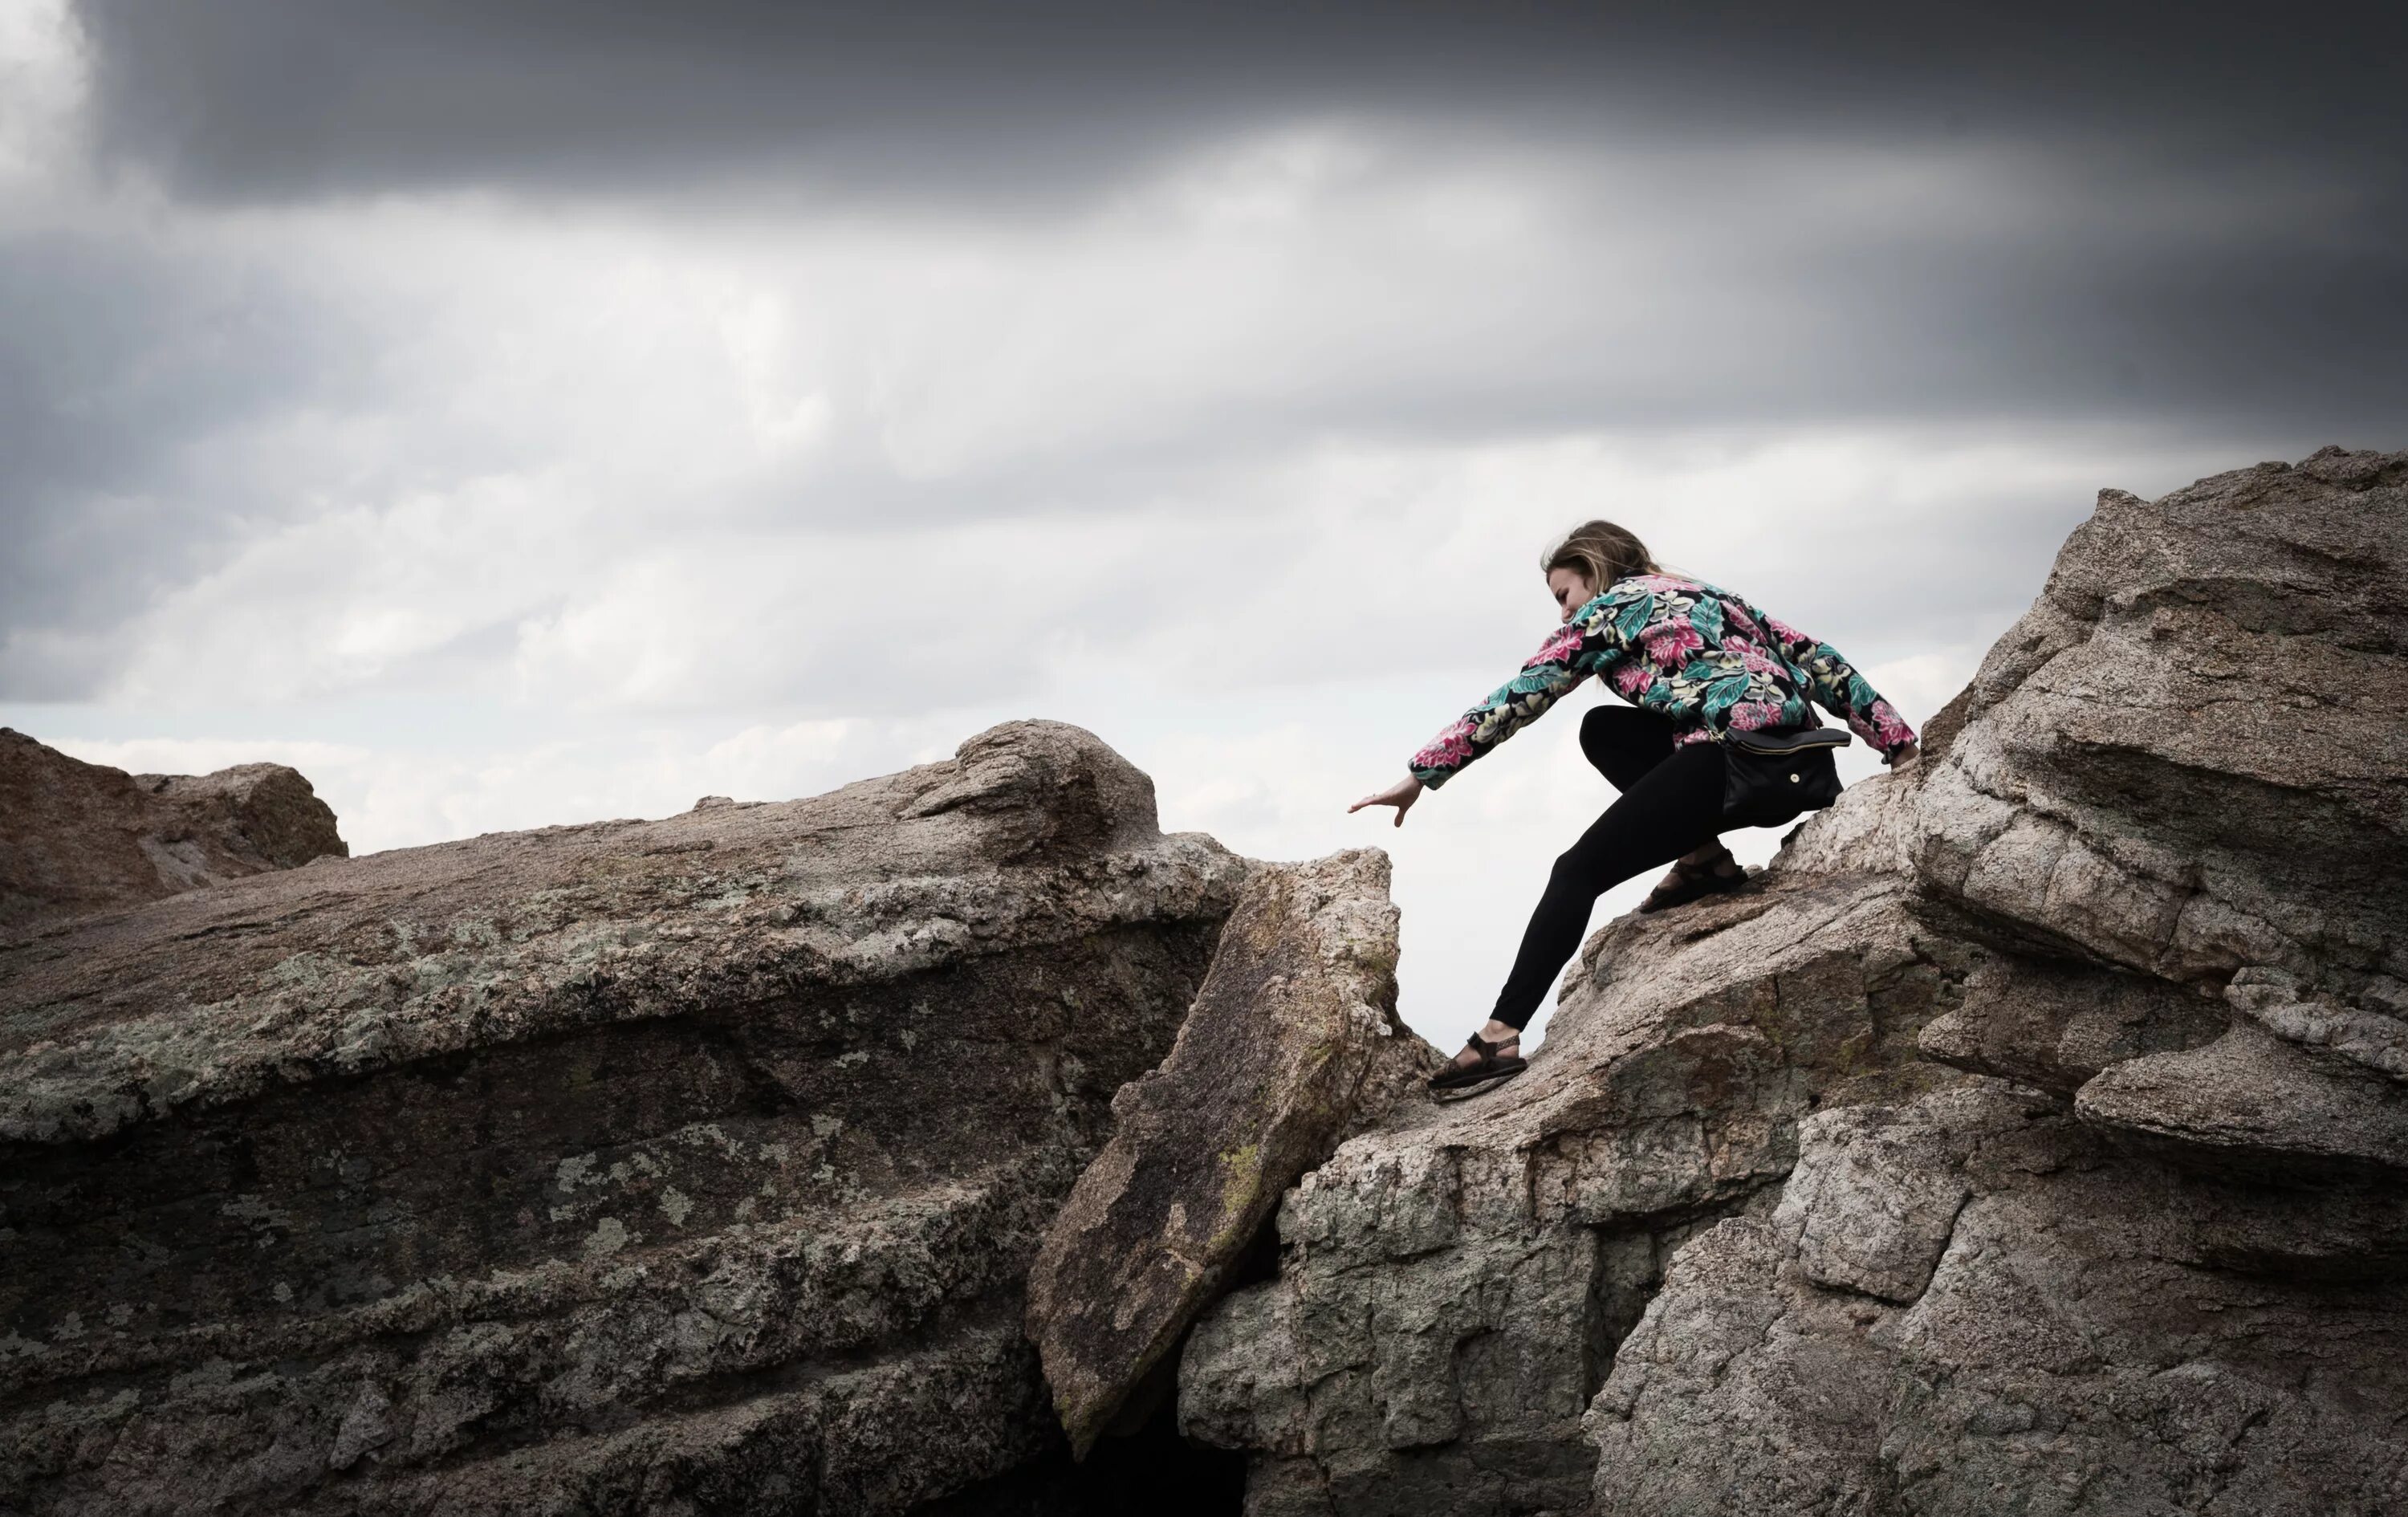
<box><xmin>1182</xmin><ymin>447</ymin><xmax>2408</xmax><ymax>1515</ymax></box>
<box><xmin>0</xmin><ymin>720</ymin><xmax>1250</xmax><ymax>1515</ymax></box>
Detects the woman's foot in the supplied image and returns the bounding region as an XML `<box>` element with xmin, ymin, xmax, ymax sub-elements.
<box><xmin>1638</xmin><ymin>843</ymin><xmax>1747</xmax><ymax>913</ymax></box>
<box><xmin>1429</xmin><ymin>1023</ymin><xmax>1527</xmax><ymax>1094</ymax></box>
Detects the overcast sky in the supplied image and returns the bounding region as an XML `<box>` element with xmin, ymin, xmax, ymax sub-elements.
<box><xmin>4</xmin><ymin>0</ymin><xmax>2400</xmax><ymax>1044</ymax></box>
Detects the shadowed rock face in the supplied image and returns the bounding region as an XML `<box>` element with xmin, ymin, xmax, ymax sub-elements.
<box><xmin>0</xmin><ymin>728</ymin><xmax>348</xmax><ymax>932</ymax></box>
<box><xmin>1027</xmin><ymin>850</ymin><xmax>1438</xmax><ymax>1458</ymax></box>
<box><xmin>0</xmin><ymin>720</ymin><xmax>1250</xmax><ymax>1515</ymax></box>
<box><xmin>1182</xmin><ymin>447</ymin><xmax>2408</xmax><ymax>1515</ymax></box>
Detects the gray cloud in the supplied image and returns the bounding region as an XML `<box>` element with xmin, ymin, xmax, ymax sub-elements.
<box><xmin>61</xmin><ymin>0</ymin><xmax>2408</xmax><ymax>443</ymax></box>
<box><xmin>71</xmin><ymin>2</ymin><xmax>2408</xmax><ymax>203</ymax></box>
<box><xmin>0</xmin><ymin>229</ymin><xmax>376</xmax><ymax>670</ymax></box>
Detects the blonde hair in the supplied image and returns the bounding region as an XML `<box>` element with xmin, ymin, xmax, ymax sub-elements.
<box><xmin>1542</xmin><ymin>519</ymin><xmax>1657</xmax><ymax>593</ymax></box>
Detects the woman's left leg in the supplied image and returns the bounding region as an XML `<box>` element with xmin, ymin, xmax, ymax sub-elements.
<box><xmin>1485</xmin><ymin>740</ymin><xmax>1730</xmax><ymax>1033</ymax></box>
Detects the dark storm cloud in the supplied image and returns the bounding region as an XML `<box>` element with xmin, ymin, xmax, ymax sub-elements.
<box><xmin>60</xmin><ymin>0</ymin><xmax>2408</xmax><ymax>436</ymax></box>
<box><xmin>73</xmin><ymin>2</ymin><xmax>2408</xmax><ymax>205</ymax></box>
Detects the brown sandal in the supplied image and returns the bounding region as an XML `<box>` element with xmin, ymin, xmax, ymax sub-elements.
<box><xmin>1638</xmin><ymin>850</ymin><xmax>1747</xmax><ymax>913</ymax></box>
<box><xmin>1428</xmin><ymin>1032</ymin><xmax>1527</xmax><ymax>1095</ymax></box>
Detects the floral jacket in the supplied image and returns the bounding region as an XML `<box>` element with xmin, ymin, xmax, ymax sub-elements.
<box><xmin>1409</xmin><ymin>573</ymin><xmax>1918</xmax><ymax>790</ymax></box>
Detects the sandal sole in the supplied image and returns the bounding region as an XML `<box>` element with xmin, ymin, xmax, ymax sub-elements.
<box><xmin>1637</xmin><ymin>873</ymin><xmax>1748</xmax><ymax>914</ymax></box>
<box><xmin>1427</xmin><ymin>1063</ymin><xmax>1527</xmax><ymax>1099</ymax></box>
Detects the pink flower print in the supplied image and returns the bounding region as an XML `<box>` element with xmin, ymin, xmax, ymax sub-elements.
<box><xmin>1869</xmin><ymin>701</ymin><xmax>1917</xmax><ymax>750</ymax></box>
<box><xmin>1726</xmin><ymin>699</ymin><xmax>1787</xmax><ymax>732</ymax></box>
<box><xmin>1612</xmin><ymin>662</ymin><xmax>1653</xmax><ymax>697</ymax></box>
<box><xmin>1412</xmin><ymin>717</ymin><xmax>1476</xmax><ymax>769</ymax></box>
<box><xmin>1639</xmin><ymin>620</ymin><xmax>1703</xmax><ymax>665</ymax></box>
<box><xmin>1763</xmin><ymin>614</ymin><xmax>1810</xmax><ymax>650</ymax></box>
<box><xmin>1525</xmin><ymin>625</ymin><xmax>1581</xmax><ymax>669</ymax></box>
<box><xmin>1739</xmin><ymin>645</ymin><xmax>1782</xmax><ymax>678</ymax></box>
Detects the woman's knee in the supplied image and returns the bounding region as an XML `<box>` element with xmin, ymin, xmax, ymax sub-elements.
<box><xmin>1547</xmin><ymin>844</ymin><xmax>1609</xmax><ymax>896</ymax></box>
<box><xmin>1579</xmin><ymin>705</ymin><xmax>1628</xmax><ymax>761</ymax></box>
<box><xmin>1582</xmin><ymin>706</ymin><xmax>1670</xmax><ymax>787</ymax></box>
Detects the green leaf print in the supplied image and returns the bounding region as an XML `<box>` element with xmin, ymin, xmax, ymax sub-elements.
<box><xmin>1613</xmin><ymin>592</ymin><xmax>1653</xmax><ymax>644</ymax></box>
<box><xmin>1702</xmin><ymin>674</ymin><xmax>1751</xmax><ymax>717</ymax></box>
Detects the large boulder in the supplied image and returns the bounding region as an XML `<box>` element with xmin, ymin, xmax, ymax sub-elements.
<box><xmin>1027</xmin><ymin>850</ymin><xmax>1438</xmax><ymax>1458</ymax></box>
<box><xmin>0</xmin><ymin>720</ymin><xmax>1250</xmax><ymax>1515</ymax></box>
<box><xmin>1906</xmin><ymin>445</ymin><xmax>2406</xmax><ymax>994</ymax></box>
<box><xmin>1182</xmin><ymin>446</ymin><xmax>2408</xmax><ymax>1515</ymax></box>
<box><xmin>0</xmin><ymin>728</ymin><xmax>348</xmax><ymax>932</ymax></box>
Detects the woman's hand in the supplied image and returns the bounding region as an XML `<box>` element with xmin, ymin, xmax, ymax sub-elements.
<box><xmin>1884</xmin><ymin>740</ymin><xmax>1922</xmax><ymax>768</ymax></box>
<box><xmin>1348</xmin><ymin>775</ymin><xmax>1424</xmax><ymax>828</ymax></box>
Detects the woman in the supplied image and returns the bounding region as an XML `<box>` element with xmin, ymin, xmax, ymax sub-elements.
<box><xmin>1349</xmin><ymin>520</ymin><xmax>1919</xmax><ymax>1095</ymax></box>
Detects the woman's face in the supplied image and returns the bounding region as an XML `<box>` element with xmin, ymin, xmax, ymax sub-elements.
<box><xmin>1547</xmin><ymin>567</ymin><xmax>1597</xmax><ymax>624</ymax></box>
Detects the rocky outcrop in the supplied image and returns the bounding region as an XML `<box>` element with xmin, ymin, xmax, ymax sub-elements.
<box><xmin>1027</xmin><ymin>850</ymin><xmax>1438</xmax><ymax>1458</ymax></box>
<box><xmin>1182</xmin><ymin>446</ymin><xmax>2408</xmax><ymax>1514</ymax></box>
<box><xmin>0</xmin><ymin>728</ymin><xmax>348</xmax><ymax>932</ymax></box>
<box><xmin>6</xmin><ymin>447</ymin><xmax>2402</xmax><ymax>1515</ymax></box>
<box><xmin>0</xmin><ymin>721</ymin><xmax>1251</xmax><ymax>1515</ymax></box>
<box><xmin>1179</xmin><ymin>867</ymin><xmax>1969</xmax><ymax>1515</ymax></box>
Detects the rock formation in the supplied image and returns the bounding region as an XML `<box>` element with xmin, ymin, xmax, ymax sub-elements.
<box><xmin>1182</xmin><ymin>445</ymin><xmax>2408</xmax><ymax>1514</ymax></box>
<box><xmin>0</xmin><ymin>721</ymin><xmax>1251</xmax><ymax>1515</ymax></box>
<box><xmin>0</xmin><ymin>728</ymin><xmax>348</xmax><ymax>931</ymax></box>
<box><xmin>1027</xmin><ymin>850</ymin><xmax>1437</xmax><ymax>1458</ymax></box>
<box><xmin>6</xmin><ymin>445</ymin><xmax>2402</xmax><ymax>1515</ymax></box>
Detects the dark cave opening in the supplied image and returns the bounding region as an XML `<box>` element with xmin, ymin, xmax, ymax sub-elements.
<box><xmin>910</xmin><ymin>1392</ymin><xmax>1247</xmax><ymax>1516</ymax></box>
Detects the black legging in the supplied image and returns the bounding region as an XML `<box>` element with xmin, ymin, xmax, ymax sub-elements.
<box><xmin>1487</xmin><ymin>706</ymin><xmax>1729</xmax><ymax>1031</ymax></box>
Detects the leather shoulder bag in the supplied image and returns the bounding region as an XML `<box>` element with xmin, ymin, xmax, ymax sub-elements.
<box><xmin>1720</xmin><ymin>723</ymin><xmax>1851</xmax><ymax>829</ymax></box>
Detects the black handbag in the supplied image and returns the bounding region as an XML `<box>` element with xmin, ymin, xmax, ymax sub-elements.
<box><xmin>1719</xmin><ymin>724</ymin><xmax>1850</xmax><ymax>829</ymax></box>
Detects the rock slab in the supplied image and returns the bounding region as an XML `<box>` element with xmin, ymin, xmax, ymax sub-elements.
<box><xmin>0</xmin><ymin>719</ymin><xmax>1248</xmax><ymax>1515</ymax></box>
<box><xmin>1027</xmin><ymin>849</ymin><xmax>1437</xmax><ymax>1457</ymax></box>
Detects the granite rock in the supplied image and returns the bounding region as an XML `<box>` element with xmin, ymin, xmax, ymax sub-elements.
<box><xmin>1589</xmin><ymin>1084</ymin><xmax>2408</xmax><ymax>1515</ymax></box>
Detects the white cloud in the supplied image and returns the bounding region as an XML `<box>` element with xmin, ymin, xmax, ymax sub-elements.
<box><xmin>0</xmin><ymin>0</ymin><xmax>85</xmax><ymax>206</ymax></box>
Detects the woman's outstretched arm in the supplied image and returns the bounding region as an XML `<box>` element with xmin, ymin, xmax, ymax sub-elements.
<box><xmin>1754</xmin><ymin>606</ymin><xmax>1918</xmax><ymax>758</ymax></box>
<box><xmin>1403</xmin><ymin>588</ymin><xmax>1640</xmax><ymax>791</ymax></box>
